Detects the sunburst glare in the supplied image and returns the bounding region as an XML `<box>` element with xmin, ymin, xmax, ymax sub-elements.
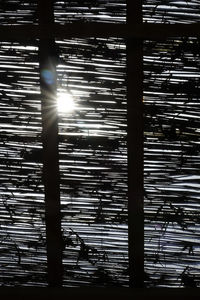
<box><xmin>57</xmin><ymin>92</ymin><xmax>75</xmax><ymax>113</ymax></box>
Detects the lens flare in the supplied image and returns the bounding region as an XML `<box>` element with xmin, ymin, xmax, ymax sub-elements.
<box><xmin>41</xmin><ymin>69</ymin><xmax>55</xmax><ymax>85</ymax></box>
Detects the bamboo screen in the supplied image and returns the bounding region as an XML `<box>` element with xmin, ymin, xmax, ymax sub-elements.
<box><xmin>0</xmin><ymin>42</ymin><xmax>47</xmax><ymax>286</ymax></box>
<box><xmin>56</xmin><ymin>37</ymin><xmax>128</xmax><ymax>286</ymax></box>
<box><xmin>144</xmin><ymin>38</ymin><xmax>200</xmax><ymax>287</ymax></box>
<box><xmin>0</xmin><ymin>0</ymin><xmax>38</xmax><ymax>25</ymax></box>
<box><xmin>0</xmin><ymin>0</ymin><xmax>199</xmax><ymax>289</ymax></box>
<box><xmin>0</xmin><ymin>1</ymin><xmax>128</xmax><ymax>287</ymax></box>
<box><xmin>143</xmin><ymin>1</ymin><xmax>200</xmax><ymax>23</ymax></box>
<box><xmin>54</xmin><ymin>0</ymin><xmax>126</xmax><ymax>23</ymax></box>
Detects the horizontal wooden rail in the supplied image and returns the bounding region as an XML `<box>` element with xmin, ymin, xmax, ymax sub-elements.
<box><xmin>0</xmin><ymin>23</ymin><xmax>200</xmax><ymax>41</ymax></box>
<box><xmin>0</xmin><ymin>287</ymin><xmax>200</xmax><ymax>300</ymax></box>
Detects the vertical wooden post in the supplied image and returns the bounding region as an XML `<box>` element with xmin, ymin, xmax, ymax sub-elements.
<box><xmin>126</xmin><ymin>0</ymin><xmax>144</xmax><ymax>288</ymax></box>
<box><xmin>38</xmin><ymin>0</ymin><xmax>63</xmax><ymax>287</ymax></box>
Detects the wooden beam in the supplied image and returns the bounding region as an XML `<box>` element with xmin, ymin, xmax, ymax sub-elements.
<box><xmin>38</xmin><ymin>0</ymin><xmax>63</xmax><ymax>287</ymax></box>
<box><xmin>137</xmin><ymin>23</ymin><xmax>200</xmax><ymax>40</ymax></box>
<box><xmin>127</xmin><ymin>0</ymin><xmax>144</xmax><ymax>288</ymax></box>
<box><xmin>1</xmin><ymin>287</ymin><xmax>200</xmax><ymax>300</ymax></box>
<box><xmin>1</xmin><ymin>23</ymin><xmax>200</xmax><ymax>41</ymax></box>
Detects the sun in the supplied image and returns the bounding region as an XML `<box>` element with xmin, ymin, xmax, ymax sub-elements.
<box><xmin>57</xmin><ymin>92</ymin><xmax>75</xmax><ymax>113</ymax></box>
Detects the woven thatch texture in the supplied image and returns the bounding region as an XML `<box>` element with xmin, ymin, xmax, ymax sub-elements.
<box><xmin>0</xmin><ymin>0</ymin><xmax>37</xmax><ymax>25</ymax></box>
<box><xmin>56</xmin><ymin>37</ymin><xmax>128</xmax><ymax>287</ymax></box>
<box><xmin>143</xmin><ymin>1</ymin><xmax>200</xmax><ymax>24</ymax></box>
<box><xmin>54</xmin><ymin>0</ymin><xmax>126</xmax><ymax>23</ymax></box>
<box><xmin>0</xmin><ymin>42</ymin><xmax>47</xmax><ymax>286</ymax></box>
<box><xmin>144</xmin><ymin>37</ymin><xmax>200</xmax><ymax>287</ymax></box>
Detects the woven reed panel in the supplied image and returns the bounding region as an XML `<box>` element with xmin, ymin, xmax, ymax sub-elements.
<box><xmin>144</xmin><ymin>38</ymin><xmax>200</xmax><ymax>287</ymax></box>
<box><xmin>56</xmin><ymin>37</ymin><xmax>128</xmax><ymax>287</ymax></box>
<box><xmin>0</xmin><ymin>42</ymin><xmax>47</xmax><ymax>286</ymax></box>
<box><xmin>143</xmin><ymin>1</ymin><xmax>200</xmax><ymax>24</ymax></box>
<box><xmin>0</xmin><ymin>0</ymin><xmax>37</xmax><ymax>25</ymax></box>
<box><xmin>54</xmin><ymin>0</ymin><xmax>126</xmax><ymax>23</ymax></box>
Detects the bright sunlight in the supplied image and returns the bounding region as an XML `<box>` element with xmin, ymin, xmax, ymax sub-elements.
<box><xmin>57</xmin><ymin>92</ymin><xmax>75</xmax><ymax>113</ymax></box>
